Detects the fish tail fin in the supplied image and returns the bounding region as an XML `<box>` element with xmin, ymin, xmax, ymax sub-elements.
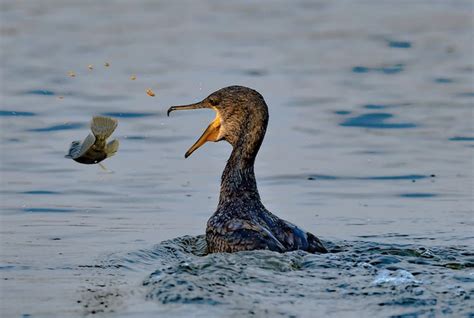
<box><xmin>105</xmin><ymin>139</ymin><xmax>119</xmax><ymax>157</ymax></box>
<box><xmin>91</xmin><ymin>116</ymin><xmax>117</xmax><ymax>140</ymax></box>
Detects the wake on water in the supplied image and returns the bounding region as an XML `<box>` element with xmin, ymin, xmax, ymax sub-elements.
<box><xmin>79</xmin><ymin>235</ymin><xmax>473</xmax><ymax>317</ymax></box>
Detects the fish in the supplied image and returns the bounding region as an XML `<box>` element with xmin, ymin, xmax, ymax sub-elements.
<box><xmin>65</xmin><ymin>116</ymin><xmax>119</xmax><ymax>164</ymax></box>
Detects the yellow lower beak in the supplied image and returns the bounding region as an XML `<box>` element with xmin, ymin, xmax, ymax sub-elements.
<box><xmin>185</xmin><ymin>112</ymin><xmax>221</xmax><ymax>158</ymax></box>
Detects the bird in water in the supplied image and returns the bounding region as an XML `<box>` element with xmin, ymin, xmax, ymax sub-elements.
<box><xmin>168</xmin><ymin>86</ymin><xmax>327</xmax><ymax>254</ymax></box>
<box><xmin>65</xmin><ymin>116</ymin><xmax>119</xmax><ymax>165</ymax></box>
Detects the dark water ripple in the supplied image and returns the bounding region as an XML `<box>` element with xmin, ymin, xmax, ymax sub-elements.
<box><xmin>434</xmin><ymin>78</ymin><xmax>455</xmax><ymax>84</ymax></box>
<box><xmin>334</xmin><ymin>110</ymin><xmax>351</xmax><ymax>115</ymax></box>
<box><xmin>0</xmin><ymin>110</ymin><xmax>36</xmax><ymax>117</ymax></box>
<box><xmin>449</xmin><ymin>136</ymin><xmax>474</xmax><ymax>142</ymax></box>
<box><xmin>241</xmin><ymin>69</ymin><xmax>268</xmax><ymax>77</ymax></box>
<box><xmin>399</xmin><ymin>193</ymin><xmax>437</xmax><ymax>198</ymax></box>
<box><xmin>123</xmin><ymin>135</ymin><xmax>188</xmax><ymax>143</ymax></box>
<box><xmin>262</xmin><ymin>173</ymin><xmax>430</xmax><ymax>183</ymax></box>
<box><xmin>387</xmin><ymin>40</ymin><xmax>412</xmax><ymax>49</ymax></box>
<box><xmin>28</xmin><ymin>122</ymin><xmax>85</xmax><ymax>132</ymax></box>
<box><xmin>101</xmin><ymin>112</ymin><xmax>158</xmax><ymax>118</ymax></box>
<box><xmin>24</xmin><ymin>89</ymin><xmax>55</xmax><ymax>96</ymax></box>
<box><xmin>97</xmin><ymin>236</ymin><xmax>473</xmax><ymax>317</ymax></box>
<box><xmin>352</xmin><ymin>64</ymin><xmax>405</xmax><ymax>75</ymax></box>
<box><xmin>22</xmin><ymin>190</ymin><xmax>62</xmax><ymax>195</ymax></box>
<box><xmin>364</xmin><ymin>104</ymin><xmax>388</xmax><ymax>110</ymax></box>
<box><xmin>341</xmin><ymin>113</ymin><xmax>416</xmax><ymax>129</ymax></box>
<box><xmin>313</xmin><ymin>174</ymin><xmax>427</xmax><ymax>181</ymax></box>
<box><xmin>23</xmin><ymin>208</ymin><xmax>76</xmax><ymax>213</ymax></box>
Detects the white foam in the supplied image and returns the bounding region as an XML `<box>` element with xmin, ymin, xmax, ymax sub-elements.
<box><xmin>372</xmin><ymin>269</ymin><xmax>420</xmax><ymax>285</ymax></box>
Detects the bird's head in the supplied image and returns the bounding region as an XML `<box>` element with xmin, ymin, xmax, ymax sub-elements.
<box><xmin>168</xmin><ymin>86</ymin><xmax>269</xmax><ymax>158</ymax></box>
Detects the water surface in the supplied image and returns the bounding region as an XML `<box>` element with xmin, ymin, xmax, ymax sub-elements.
<box><xmin>1</xmin><ymin>0</ymin><xmax>473</xmax><ymax>317</ymax></box>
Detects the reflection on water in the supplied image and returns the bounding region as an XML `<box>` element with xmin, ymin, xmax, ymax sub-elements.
<box><xmin>22</xmin><ymin>190</ymin><xmax>61</xmax><ymax>195</ymax></box>
<box><xmin>24</xmin><ymin>89</ymin><xmax>56</xmax><ymax>96</ymax></box>
<box><xmin>450</xmin><ymin>136</ymin><xmax>474</xmax><ymax>142</ymax></box>
<box><xmin>340</xmin><ymin>113</ymin><xmax>416</xmax><ymax>129</ymax></box>
<box><xmin>386</xmin><ymin>40</ymin><xmax>412</xmax><ymax>49</ymax></box>
<box><xmin>0</xmin><ymin>0</ymin><xmax>473</xmax><ymax>317</ymax></box>
<box><xmin>23</xmin><ymin>207</ymin><xmax>76</xmax><ymax>213</ymax></box>
<box><xmin>0</xmin><ymin>110</ymin><xmax>36</xmax><ymax>117</ymax></box>
<box><xmin>263</xmin><ymin>173</ymin><xmax>430</xmax><ymax>183</ymax></box>
<box><xmin>28</xmin><ymin>122</ymin><xmax>85</xmax><ymax>132</ymax></box>
<box><xmin>398</xmin><ymin>193</ymin><xmax>437</xmax><ymax>198</ymax></box>
<box><xmin>352</xmin><ymin>64</ymin><xmax>405</xmax><ymax>74</ymax></box>
<box><xmin>101</xmin><ymin>112</ymin><xmax>158</xmax><ymax>118</ymax></box>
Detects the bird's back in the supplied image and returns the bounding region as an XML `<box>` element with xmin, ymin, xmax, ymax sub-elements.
<box><xmin>206</xmin><ymin>201</ymin><xmax>327</xmax><ymax>253</ymax></box>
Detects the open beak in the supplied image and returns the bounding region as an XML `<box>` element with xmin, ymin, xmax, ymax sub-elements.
<box><xmin>167</xmin><ymin>102</ymin><xmax>222</xmax><ymax>158</ymax></box>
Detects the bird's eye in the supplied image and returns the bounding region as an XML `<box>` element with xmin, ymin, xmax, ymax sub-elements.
<box><xmin>209</xmin><ymin>95</ymin><xmax>220</xmax><ymax>106</ymax></box>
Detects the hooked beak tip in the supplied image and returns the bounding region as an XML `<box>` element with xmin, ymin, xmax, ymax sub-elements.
<box><xmin>167</xmin><ymin>102</ymin><xmax>205</xmax><ymax>117</ymax></box>
<box><xmin>167</xmin><ymin>100</ymin><xmax>220</xmax><ymax>160</ymax></box>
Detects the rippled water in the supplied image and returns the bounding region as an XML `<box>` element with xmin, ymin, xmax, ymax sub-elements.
<box><xmin>1</xmin><ymin>0</ymin><xmax>473</xmax><ymax>317</ymax></box>
<box><xmin>85</xmin><ymin>236</ymin><xmax>472</xmax><ymax>318</ymax></box>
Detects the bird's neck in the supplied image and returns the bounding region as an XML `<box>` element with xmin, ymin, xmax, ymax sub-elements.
<box><xmin>218</xmin><ymin>129</ymin><xmax>265</xmax><ymax>205</ymax></box>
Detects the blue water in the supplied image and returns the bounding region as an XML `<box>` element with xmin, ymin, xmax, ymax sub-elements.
<box><xmin>341</xmin><ymin>113</ymin><xmax>416</xmax><ymax>129</ymax></box>
<box><xmin>101</xmin><ymin>112</ymin><xmax>158</xmax><ymax>118</ymax></box>
<box><xmin>22</xmin><ymin>190</ymin><xmax>62</xmax><ymax>195</ymax></box>
<box><xmin>28</xmin><ymin>122</ymin><xmax>85</xmax><ymax>132</ymax></box>
<box><xmin>364</xmin><ymin>104</ymin><xmax>388</xmax><ymax>110</ymax></box>
<box><xmin>352</xmin><ymin>64</ymin><xmax>404</xmax><ymax>74</ymax></box>
<box><xmin>387</xmin><ymin>40</ymin><xmax>412</xmax><ymax>49</ymax></box>
<box><xmin>0</xmin><ymin>0</ymin><xmax>473</xmax><ymax>317</ymax></box>
<box><xmin>23</xmin><ymin>208</ymin><xmax>76</xmax><ymax>213</ymax></box>
<box><xmin>24</xmin><ymin>89</ymin><xmax>56</xmax><ymax>96</ymax></box>
<box><xmin>450</xmin><ymin>136</ymin><xmax>474</xmax><ymax>141</ymax></box>
<box><xmin>0</xmin><ymin>110</ymin><xmax>36</xmax><ymax>117</ymax></box>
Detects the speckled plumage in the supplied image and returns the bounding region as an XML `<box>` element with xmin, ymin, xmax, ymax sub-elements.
<box><xmin>168</xmin><ymin>86</ymin><xmax>327</xmax><ymax>254</ymax></box>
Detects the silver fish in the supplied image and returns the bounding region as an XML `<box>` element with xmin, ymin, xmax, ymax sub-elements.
<box><xmin>65</xmin><ymin>116</ymin><xmax>119</xmax><ymax>164</ymax></box>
